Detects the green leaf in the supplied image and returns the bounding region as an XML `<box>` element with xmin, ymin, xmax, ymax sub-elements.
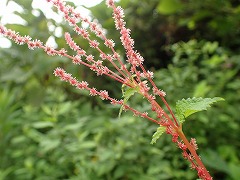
<box><xmin>151</xmin><ymin>126</ymin><xmax>166</xmax><ymax>144</ymax></box>
<box><xmin>118</xmin><ymin>86</ymin><xmax>138</xmax><ymax>118</ymax></box>
<box><xmin>176</xmin><ymin>97</ymin><xmax>224</xmax><ymax>124</ymax></box>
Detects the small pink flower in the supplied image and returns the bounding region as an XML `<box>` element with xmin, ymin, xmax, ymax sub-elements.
<box><xmin>75</xmin><ymin>28</ymin><xmax>89</xmax><ymax>39</ymax></box>
<box><xmin>61</xmin><ymin>73</ymin><xmax>72</xmax><ymax>82</ymax></box>
<box><xmin>106</xmin><ymin>0</ymin><xmax>114</xmax><ymax>7</ymax></box>
<box><xmin>104</xmin><ymin>39</ymin><xmax>115</xmax><ymax>48</ymax></box>
<box><xmin>114</xmin><ymin>6</ymin><xmax>125</xmax><ymax>19</ymax></box>
<box><xmin>197</xmin><ymin>167</ymin><xmax>205</xmax><ymax>179</ymax></box>
<box><xmin>0</xmin><ymin>25</ymin><xmax>6</xmax><ymax>34</ymax></box>
<box><xmin>178</xmin><ymin>141</ymin><xmax>187</xmax><ymax>150</ymax></box>
<box><xmin>100</xmin><ymin>53</ymin><xmax>107</xmax><ymax>60</ymax></box>
<box><xmin>89</xmin><ymin>40</ymin><xmax>99</xmax><ymax>48</ymax></box>
<box><xmin>67</xmin><ymin>17</ymin><xmax>77</xmax><ymax>26</ymax></box>
<box><xmin>95</xmin><ymin>60</ymin><xmax>103</xmax><ymax>66</ymax></box>
<box><xmin>44</xmin><ymin>46</ymin><xmax>56</xmax><ymax>56</ymax></box>
<box><xmin>113</xmin><ymin>52</ymin><xmax>120</xmax><ymax>60</ymax></box>
<box><xmin>89</xmin><ymin>88</ymin><xmax>98</xmax><ymax>96</ymax></box>
<box><xmin>110</xmin><ymin>98</ymin><xmax>118</xmax><ymax>105</ymax></box>
<box><xmin>54</xmin><ymin>67</ymin><xmax>65</xmax><ymax>77</ymax></box>
<box><xmin>90</xmin><ymin>22</ymin><xmax>98</xmax><ymax>32</ymax></box>
<box><xmin>69</xmin><ymin>78</ymin><xmax>78</xmax><ymax>86</ymax></box>
<box><xmin>33</xmin><ymin>40</ymin><xmax>42</xmax><ymax>47</ymax></box>
<box><xmin>86</xmin><ymin>55</ymin><xmax>94</xmax><ymax>62</ymax></box>
<box><xmin>77</xmin><ymin>81</ymin><xmax>88</xmax><ymax>89</ymax></box>
<box><xmin>190</xmin><ymin>138</ymin><xmax>198</xmax><ymax>150</ymax></box>
<box><xmin>27</xmin><ymin>41</ymin><xmax>36</xmax><ymax>49</ymax></box>
<box><xmin>58</xmin><ymin>48</ymin><xmax>67</xmax><ymax>56</ymax></box>
<box><xmin>77</xmin><ymin>49</ymin><xmax>86</xmax><ymax>56</ymax></box>
<box><xmin>72</xmin><ymin>55</ymin><xmax>82</xmax><ymax>65</ymax></box>
<box><xmin>172</xmin><ymin>133</ymin><xmax>178</xmax><ymax>143</ymax></box>
<box><xmin>15</xmin><ymin>36</ymin><xmax>25</xmax><ymax>45</ymax></box>
<box><xmin>153</xmin><ymin>87</ymin><xmax>166</xmax><ymax>97</ymax></box>
<box><xmin>99</xmin><ymin>90</ymin><xmax>109</xmax><ymax>100</ymax></box>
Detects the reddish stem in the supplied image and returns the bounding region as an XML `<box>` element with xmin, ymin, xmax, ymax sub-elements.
<box><xmin>177</xmin><ymin>128</ymin><xmax>212</xmax><ymax>179</ymax></box>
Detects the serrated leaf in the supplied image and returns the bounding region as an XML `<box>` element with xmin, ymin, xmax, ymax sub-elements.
<box><xmin>118</xmin><ymin>86</ymin><xmax>138</xmax><ymax>118</ymax></box>
<box><xmin>176</xmin><ymin>97</ymin><xmax>224</xmax><ymax>124</ymax></box>
<box><xmin>151</xmin><ymin>126</ymin><xmax>166</xmax><ymax>144</ymax></box>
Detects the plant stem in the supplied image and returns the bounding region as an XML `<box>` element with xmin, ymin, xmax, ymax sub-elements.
<box><xmin>177</xmin><ymin>129</ymin><xmax>212</xmax><ymax>179</ymax></box>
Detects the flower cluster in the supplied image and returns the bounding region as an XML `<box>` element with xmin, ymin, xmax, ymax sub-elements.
<box><xmin>0</xmin><ymin>0</ymin><xmax>212</xmax><ymax>179</ymax></box>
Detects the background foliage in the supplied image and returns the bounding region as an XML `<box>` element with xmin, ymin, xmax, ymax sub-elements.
<box><xmin>0</xmin><ymin>0</ymin><xmax>239</xmax><ymax>179</ymax></box>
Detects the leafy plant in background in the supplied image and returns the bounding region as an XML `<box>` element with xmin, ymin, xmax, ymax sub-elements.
<box><xmin>0</xmin><ymin>0</ymin><xmax>226</xmax><ymax>179</ymax></box>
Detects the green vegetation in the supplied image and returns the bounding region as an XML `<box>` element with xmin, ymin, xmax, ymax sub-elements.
<box><xmin>0</xmin><ymin>0</ymin><xmax>239</xmax><ymax>179</ymax></box>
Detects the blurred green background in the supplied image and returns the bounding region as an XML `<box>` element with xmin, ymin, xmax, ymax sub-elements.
<box><xmin>0</xmin><ymin>0</ymin><xmax>240</xmax><ymax>179</ymax></box>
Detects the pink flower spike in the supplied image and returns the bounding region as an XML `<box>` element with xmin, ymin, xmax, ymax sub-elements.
<box><xmin>106</xmin><ymin>0</ymin><xmax>114</xmax><ymax>7</ymax></box>
<box><xmin>141</xmin><ymin>112</ymin><xmax>148</xmax><ymax>118</ymax></box>
<box><xmin>65</xmin><ymin>32</ymin><xmax>80</xmax><ymax>51</ymax></box>
<box><xmin>68</xmin><ymin>17</ymin><xmax>77</xmax><ymax>26</ymax></box>
<box><xmin>106</xmin><ymin>54</ymin><xmax>113</xmax><ymax>61</ymax></box>
<box><xmin>96</xmin><ymin>67</ymin><xmax>105</xmax><ymax>76</ymax></box>
<box><xmin>95</xmin><ymin>29</ymin><xmax>104</xmax><ymax>37</ymax></box>
<box><xmin>90</xmin><ymin>64</ymin><xmax>98</xmax><ymax>72</ymax></box>
<box><xmin>172</xmin><ymin>133</ymin><xmax>179</xmax><ymax>143</ymax></box>
<box><xmin>182</xmin><ymin>151</ymin><xmax>189</xmax><ymax>159</ymax></box>
<box><xmin>82</xmin><ymin>17</ymin><xmax>90</xmax><ymax>23</ymax></box>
